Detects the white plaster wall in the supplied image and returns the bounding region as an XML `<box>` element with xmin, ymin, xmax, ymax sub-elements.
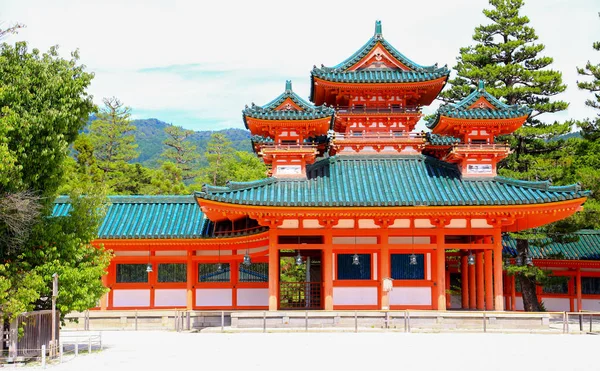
<box><xmin>515</xmin><ymin>297</ymin><xmax>524</xmax><ymax>311</ymax></box>
<box><xmin>471</xmin><ymin>219</ymin><xmax>492</xmax><ymax>228</ymax></box>
<box><xmin>237</xmin><ymin>288</ymin><xmax>269</xmax><ymax>306</ymax></box>
<box><xmin>450</xmin><ymin>294</ymin><xmax>462</xmax><ymax>309</ymax></box>
<box><xmin>540</xmin><ymin>297</ymin><xmax>570</xmax><ymax>312</ymax></box>
<box><xmin>447</xmin><ymin>219</ymin><xmax>467</xmax><ymax>228</ymax></box>
<box><xmin>333</xmin><ymin>219</ymin><xmax>355</xmax><ymax>229</ymax></box>
<box><xmin>114</xmin><ymin>251</ymin><xmax>149</xmax><ymax>256</ymax></box>
<box><xmin>333</xmin><ymin>236</ymin><xmax>377</xmax><ymax>244</ymax></box>
<box><xmin>582</xmin><ymin>299</ymin><xmax>600</xmax><ymax>311</ymax></box>
<box><xmin>389</xmin><ymin>219</ymin><xmax>410</xmax><ymax>228</ymax></box>
<box><xmin>389</xmin><ymin>287</ymin><xmax>431</xmax><ymax>306</ymax></box>
<box><xmin>333</xmin><ymin>287</ymin><xmax>378</xmax><ymax>305</ymax></box>
<box><xmin>113</xmin><ymin>289</ymin><xmax>151</xmax><ymax>307</ymax></box>
<box><xmin>279</xmin><ymin>220</ymin><xmax>299</xmax><ymax>229</ymax></box>
<box><xmin>195</xmin><ymin>288</ymin><xmax>232</xmax><ymax>307</ymax></box>
<box><xmin>154</xmin><ymin>289</ymin><xmax>187</xmax><ymax>307</ymax></box>
<box><xmin>388</xmin><ymin>236</ymin><xmax>431</xmax><ymax>244</ymax></box>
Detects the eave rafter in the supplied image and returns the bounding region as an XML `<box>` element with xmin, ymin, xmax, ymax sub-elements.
<box><xmin>197</xmin><ymin>198</ymin><xmax>586</xmax><ymax>233</ymax></box>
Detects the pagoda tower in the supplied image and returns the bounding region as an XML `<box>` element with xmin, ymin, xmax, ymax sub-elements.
<box><xmin>425</xmin><ymin>81</ymin><xmax>532</xmax><ymax>177</ymax></box>
<box><xmin>243</xmin><ymin>80</ymin><xmax>335</xmax><ymax>178</ymax></box>
<box><xmin>311</xmin><ymin>20</ymin><xmax>449</xmax><ymax>155</ymax></box>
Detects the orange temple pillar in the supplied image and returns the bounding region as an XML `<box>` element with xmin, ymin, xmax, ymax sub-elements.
<box><xmin>445</xmin><ymin>269</ymin><xmax>451</xmax><ymax>309</ymax></box>
<box><xmin>100</xmin><ymin>274</ymin><xmax>108</xmax><ymax>311</ymax></box>
<box><xmin>380</xmin><ymin>228</ymin><xmax>390</xmax><ymax>310</ymax></box>
<box><xmin>493</xmin><ymin>232</ymin><xmax>504</xmax><ymax>310</ymax></box>
<box><xmin>436</xmin><ymin>230</ymin><xmax>446</xmax><ymax>310</ymax></box>
<box><xmin>485</xmin><ymin>247</ymin><xmax>493</xmax><ymax>310</ymax></box>
<box><xmin>511</xmin><ymin>275</ymin><xmax>516</xmax><ymax>311</ymax></box>
<box><xmin>323</xmin><ymin>228</ymin><xmax>333</xmax><ymax>310</ymax></box>
<box><xmin>576</xmin><ymin>268</ymin><xmax>582</xmax><ymax>311</ymax></box>
<box><xmin>461</xmin><ymin>255</ymin><xmax>469</xmax><ymax>309</ymax></box>
<box><xmin>268</xmin><ymin>229</ymin><xmax>279</xmax><ymax>311</ymax></box>
<box><xmin>469</xmin><ymin>258</ymin><xmax>476</xmax><ymax>309</ymax></box>
<box><xmin>186</xmin><ymin>250</ymin><xmax>193</xmax><ymax>310</ymax></box>
<box><xmin>476</xmin><ymin>251</ymin><xmax>485</xmax><ymax>310</ymax></box>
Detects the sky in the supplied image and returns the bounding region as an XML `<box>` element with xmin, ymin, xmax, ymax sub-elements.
<box><xmin>2</xmin><ymin>0</ymin><xmax>599</xmax><ymax>131</ymax></box>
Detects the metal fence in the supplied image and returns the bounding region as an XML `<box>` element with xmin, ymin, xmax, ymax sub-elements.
<box><xmin>63</xmin><ymin>309</ymin><xmax>600</xmax><ymax>334</ymax></box>
<box><xmin>0</xmin><ymin>331</ymin><xmax>102</xmax><ymax>368</ymax></box>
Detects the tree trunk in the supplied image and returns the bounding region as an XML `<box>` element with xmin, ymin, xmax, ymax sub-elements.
<box><xmin>516</xmin><ymin>238</ymin><xmax>540</xmax><ymax>311</ymax></box>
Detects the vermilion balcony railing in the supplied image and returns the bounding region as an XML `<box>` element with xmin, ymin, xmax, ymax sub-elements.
<box><xmin>336</xmin><ymin>105</ymin><xmax>420</xmax><ymax>114</ymax></box>
<box><xmin>333</xmin><ymin>132</ymin><xmax>426</xmax><ymax>141</ymax></box>
<box><xmin>260</xmin><ymin>144</ymin><xmax>318</xmax><ymax>151</ymax></box>
<box><xmin>452</xmin><ymin>143</ymin><xmax>510</xmax><ymax>151</ymax></box>
<box><xmin>280</xmin><ymin>282</ymin><xmax>322</xmax><ymax>310</ymax></box>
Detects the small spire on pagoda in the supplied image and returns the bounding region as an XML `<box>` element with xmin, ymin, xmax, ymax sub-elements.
<box><xmin>478</xmin><ymin>80</ymin><xmax>485</xmax><ymax>91</ymax></box>
<box><xmin>285</xmin><ymin>80</ymin><xmax>292</xmax><ymax>93</ymax></box>
<box><xmin>374</xmin><ymin>20</ymin><xmax>383</xmax><ymax>39</ymax></box>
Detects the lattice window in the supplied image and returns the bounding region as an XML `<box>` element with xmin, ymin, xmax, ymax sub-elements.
<box><xmin>582</xmin><ymin>277</ymin><xmax>600</xmax><ymax>295</ymax></box>
<box><xmin>391</xmin><ymin>254</ymin><xmax>425</xmax><ymax>280</ymax></box>
<box><xmin>337</xmin><ymin>254</ymin><xmax>371</xmax><ymax>280</ymax></box>
<box><xmin>158</xmin><ymin>263</ymin><xmax>187</xmax><ymax>283</ymax></box>
<box><xmin>198</xmin><ymin>263</ymin><xmax>230</xmax><ymax>282</ymax></box>
<box><xmin>116</xmin><ymin>264</ymin><xmax>148</xmax><ymax>283</ymax></box>
<box><xmin>239</xmin><ymin>263</ymin><xmax>268</xmax><ymax>282</ymax></box>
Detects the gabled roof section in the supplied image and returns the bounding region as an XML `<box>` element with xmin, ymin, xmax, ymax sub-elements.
<box><xmin>332</xmin><ymin>20</ymin><xmax>440</xmax><ymax>73</ymax></box>
<box><xmin>427</xmin><ymin>81</ymin><xmax>532</xmax><ymax>129</ymax></box>
<box><xmin>53</xmin><ymin>195</ymin><xmax>209</xmax><ymax>239</ymax></box>
<box><xmin>426</xmin><ymin>133</ymin><xmax>461</xmax><ymax>146</ymax></box>
<box><xmin>503</xmin><ymin>230</ymin><xmax>600</xmax><ymax>260</ymax></box>
<box><xmin>310</xmin><ymin>21</ymin><xmax>449</xmax><ymax>98</ymax></box>
<box><xmin>243</xmin><ymin>80</ymin><xmax>335</xmax><ymax>128</ymax></box>
<box><xmin>195</xmin><ymin>155</ymin><xmax>589</xmax><ymax>207</ymax></box>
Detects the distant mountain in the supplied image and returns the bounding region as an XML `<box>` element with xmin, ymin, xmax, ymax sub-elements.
<box><xmin>87</xmin><ymin>117</ymin><xmax>253</xmax><ymax>168</ymax></box>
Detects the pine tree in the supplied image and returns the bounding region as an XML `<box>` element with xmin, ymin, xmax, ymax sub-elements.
<box><xmin>441</xmin><ymin>0</ymin><xmax>571</xmax><ymax>311</ymax></box>
<box><xmin>576</xmin><ymin>13</ymin><xmax>600</xmax><ymax>141</ymax></box>
<box><xmin>161</xmin><ymin>125</ymin><xmax>201</xmax><ymax>180</ymax></box>
<box><xmin>89</xmin><ymin>97</ymin><xmax>138</xmax><ymax>172</ymax></box>
<box><xmin>203</xmin><ymin>133</ymin><xmax>235</xmax><ymax>186</ymax></box>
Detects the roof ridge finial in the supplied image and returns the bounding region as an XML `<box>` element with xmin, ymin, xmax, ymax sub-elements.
<box><xmin>285</xmin><ymin>80</ymin><xmax>292</xmax><ymax>93</ymax></box>
<box><xmin>374</xmin><ymin>20</ymin><xmax>382</xmax><ymax>39</ymax></box>
<box><xmin>478</xmin><ymin>79</ymin><xmax>485</xmax><ymax>91</ymax></box>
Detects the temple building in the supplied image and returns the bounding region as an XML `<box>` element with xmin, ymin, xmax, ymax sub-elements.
<box><xmin>54</xmin><ymin>21</ymin><xmax>596</xmax><ymax>312</ymax></box>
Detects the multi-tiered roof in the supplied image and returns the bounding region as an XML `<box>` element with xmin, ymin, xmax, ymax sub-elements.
<box><xmin>194</xmin><ymin>21</ymin><xmax>589</xmax><ymax>232</ymax></box>
<box><xmin>427</xmin><ymin>81</ymin><xmax>532</xmax><ymax>137</ymax></box>
<box><xmin>311</xmin><ymin>20</ymin><xmax>450</xmax><ymax>108</ymax></box>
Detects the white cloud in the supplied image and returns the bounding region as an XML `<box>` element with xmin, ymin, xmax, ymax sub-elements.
<box><xmin>2</xmin><ymin>0</ymin><xmax>599</xmax><ymax>130</ymax></box>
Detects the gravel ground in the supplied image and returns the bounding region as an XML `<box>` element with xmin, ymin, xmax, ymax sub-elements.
<box><xmin>34</xmin><ymin>331</ymin><xmax>599</xmax><ymax>371</ymax></box>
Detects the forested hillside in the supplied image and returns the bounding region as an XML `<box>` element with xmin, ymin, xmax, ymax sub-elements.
<box><xmin>88</xmin><ymin>117</ymin><xmax>252</xmax><ymax>167</ymax></box>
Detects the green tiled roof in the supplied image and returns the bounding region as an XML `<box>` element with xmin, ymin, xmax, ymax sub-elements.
<box><xmin>53</xmin><ymin>195</ymin><xmax>209</xmax><ymax>239</ymax></box>
<box><xmin>243</xmin><ymin>80</ymin><xmax>335</xmax><ymax>128</ymax></box>
<box><xmin>195</xmin><ymin>155</ymin><xmax>589</xmax><ymax>207</ymax></box>
<box><xmin>310</xmin><ymin>21</ymin><xmax>449</xmax><ymax>97</ymax></box>
<box><xmin>427</xmin><ymin>81</ymin><xmax>532</xmax><ymax>129</ymax></box>
<box><xmin>426</xmin><ymin>133</ymin><xmax>461</xmax><ymax>146</ymax></box>
<box><xmin>503</xmin><ymin>230</ymin><xmax>600</xmax><ymax>260</ymax></box>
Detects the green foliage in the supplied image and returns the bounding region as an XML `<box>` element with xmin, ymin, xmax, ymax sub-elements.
<box><xmin>121</xmin><ymin>118</ymin><xmax>251</xmax><ymax>167</ymax></box>
<box><xmin>0</xmin><ymin>42</ymin><xmax>95</xmax><ymax>197</ymax></box>
<box><xmin>23</xmin><ymin>188</ymin><xmax>111</xmax><ymax>317</ymax></box>
<box><xmin>162</xmin><ymin>125</ymin><xmax>201</xmax><ymax>180</ymax></box>
<box><xmin>203</xmin><ymin>133</ymin><xmax>235</xmax><ymax>186</ymax></box>
<box><xmin>440</xmin><ymin>0</ymin><xmax>570</xmax><ymax>185</ymax></box>
<box><xmin>192</xmin><ymin>134</ymin><xmax>267</xmax><ymax>188</ymax></box>
<box><xmin>0</xmin><ymin>40</ymin><xmax>109</xmax><ymax>321</ymax></box>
